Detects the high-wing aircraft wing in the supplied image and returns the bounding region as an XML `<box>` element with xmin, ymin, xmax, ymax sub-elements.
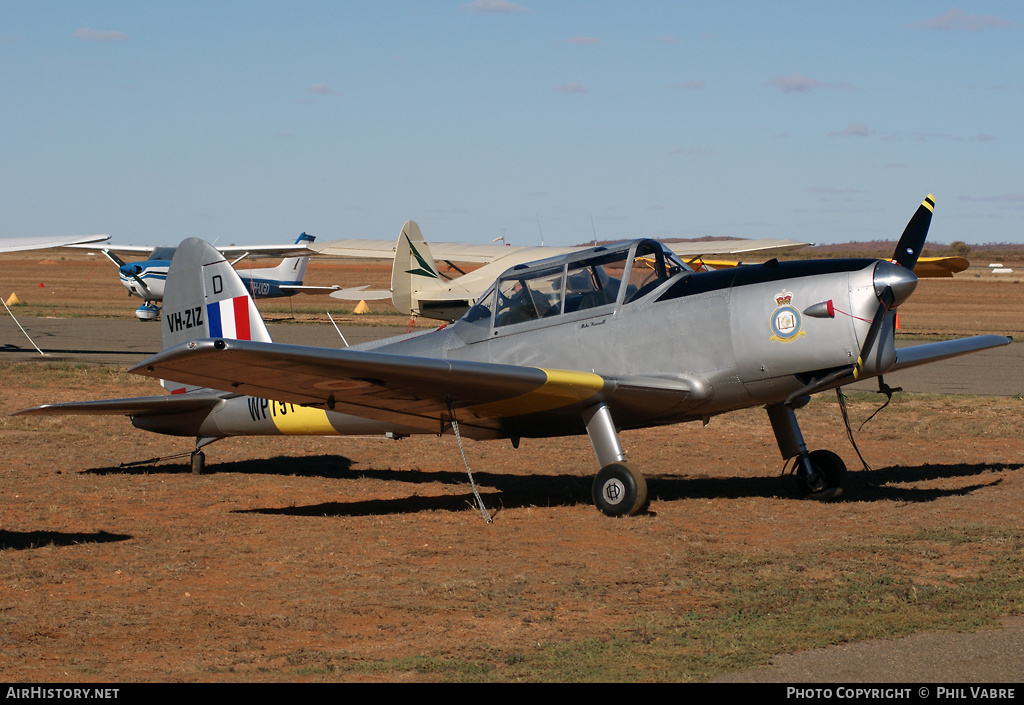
<box><xmin>697</xmin><ymin>256</ymin><xmax>970</xmax><ymax>278</ymax></box>
<box><xmin>313</xmin><ymin>237</ymin><xmax>810</xmax><ymax>262</ymax></box>
<box><xmin>325</xmin><ymin>222</ymin><xmax>813</xmax><ymax>321</ymax></box>
<box><xmin>75</xmin><ymin>241</ymin><xmax>315</xmax><ymax>259</ymax></box>
<box><xmin>910</xmin><ymin>256</ymin><xmax>970</xmax><ymax>278</ymax></box>
<box><xmin>1</xmin><ymin>234</ymin><xmax>109</xmax><ymax>253</ymax></box>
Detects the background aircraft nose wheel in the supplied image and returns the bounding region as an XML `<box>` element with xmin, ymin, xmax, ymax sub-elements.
<box><xmin>191</xmin><ymin>450</ymin><xmax>205</xmax><ymax>475</ymax></box>
<box><xmin>592</xmin><ymin>462</ymin><xmax>648</xmax><ymax>516</ymax></box>
<box><xmin>796</xmin><ymin>449</ymin><xmax>846</xmax><ymax>501</ymax></box>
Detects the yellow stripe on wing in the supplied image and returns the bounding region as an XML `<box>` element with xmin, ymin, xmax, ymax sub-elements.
<box><xmin>465</xmin><ymin>368</ymin><xmax>606</xmax><ymax>418</ymax></box>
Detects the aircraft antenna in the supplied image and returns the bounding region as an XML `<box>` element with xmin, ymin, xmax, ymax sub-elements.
<box><xmin>536</xmin><ymin>214</ymin><xmax>545</xmax><ymax>246</ymax></box>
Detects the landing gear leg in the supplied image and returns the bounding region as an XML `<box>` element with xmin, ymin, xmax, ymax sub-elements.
<box><xmin>191</xmin><ymin>436</ymin><xmax>221</xmax><ymax>476</ymax></box>
<box><xmin>584</xmin><ymin>403</ymin><xmax>647</xmax><ymax>516</ymax></box>
<box><xmin>766</xmin><ymin>403</ymin><xmax>846</xmax><ymax>501</ymax></box>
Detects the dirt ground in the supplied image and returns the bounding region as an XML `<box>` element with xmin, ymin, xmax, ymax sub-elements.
<box><xmin>2</xmin><ymin>251</ymin><xmax>1024</xmax><ymax>682</ymax></box>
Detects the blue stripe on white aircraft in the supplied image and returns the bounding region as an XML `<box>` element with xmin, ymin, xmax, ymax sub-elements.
<box><xmin>96</xmin><ymin>232</ymin><xmax>337</xmax><ymax>320</ymax></box>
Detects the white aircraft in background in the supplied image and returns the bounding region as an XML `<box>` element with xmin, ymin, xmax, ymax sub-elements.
<box><xmin>322</xmin><ymin>222</ymin><xmax>813</xmax><ymax>321</ymax></box>
<box><xmin>91</xmin><ymin>233</ymin><xmax>338</xmax><ymax>320</ymax></box>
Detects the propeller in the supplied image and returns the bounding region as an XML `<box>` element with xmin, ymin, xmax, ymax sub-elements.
<box><xmin>786</xmin><ymin>195</ymin><xmax>933</xmax><ymax>404</ymax></box>
<box><xmin>120</xmin><ymin>263</ymin><xmax>152</xmax><ymax>296</ymax></box>
<box><xmin>852</xmin><ymin>285</ymin><xmax>895</xmax><ymax>380</ymax></box>
<box><xmin>852</xmin><ymin>195</ymin><xmax>934</xmax><ymax>378</ymax></box>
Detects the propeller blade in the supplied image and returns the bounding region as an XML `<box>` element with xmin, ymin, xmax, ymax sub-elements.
<box><xmin>853</xmin><ymin>286</ymin><xmax>895</xmax><ymax>380</ymax></box>
<box><xmin>891</xmin><ymin>194</ymin><xmax>934</xmax><ymax>270</ymax></box>
<box><xmin>101</xmin><ymin>249</ymin><xmax>126</xmax><ymax>267</ymax></box>
<box><xmin>126</xmin><ymin>269</ymin><xmax>151</xmax><ymax>296</ymax></box>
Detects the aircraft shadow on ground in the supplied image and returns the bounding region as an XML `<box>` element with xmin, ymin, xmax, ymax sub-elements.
<box><xmin>82</xmin><ymin>455</ymin><xmax>1023</xmax><ymax>517</ymax></box>
<box><xmin>0</xmin><ymin>529</ymin><xmax>131</xmax><ymax>551</ymax></box>
<box><xmin>85</xmin><ymin>454</ymin><xmax>357</xmax><ymax>478</ymax></box>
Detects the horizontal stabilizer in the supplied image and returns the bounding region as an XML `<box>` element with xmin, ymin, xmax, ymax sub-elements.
<box><xmin>330</xmin><ymin>286</ymin><xmax>393</xmax><ymax>301</ymax></box>
<box><xmin>278</xmin><ymin>284</ymin><xmax>342</xmax><ymax>294</ymax></box>
<box><xmin>14</xmin><ymin>393</ymin><xmax>225</xmax><ymax>418</ymax></box>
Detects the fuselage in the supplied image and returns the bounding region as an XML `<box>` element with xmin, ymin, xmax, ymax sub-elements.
<box><xmin>120</xmin><ymin>258</ymin><xmax>308</xmax><ymax>301</ymax></box>
<box><xmin>370</xmin><ymin>244</ymin><xmax>903</xmax><ymax>429</ymax></box>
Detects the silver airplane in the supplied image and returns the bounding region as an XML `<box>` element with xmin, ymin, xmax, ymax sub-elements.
<box><xmin>16</xmin><ymin>195</ymin><xmax>1011</xmax><ymax>516</ymax></box>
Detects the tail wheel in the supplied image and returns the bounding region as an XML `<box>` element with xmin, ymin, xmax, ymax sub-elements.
<box><xmin>592</xmin><ymin>462</ymin><xmax>648</xmax><ymax>517</ymax></box>
<box><xmin>797</xmin><ymin>450</ymin><xmax>846</xmax><ymax>502</ymax></box>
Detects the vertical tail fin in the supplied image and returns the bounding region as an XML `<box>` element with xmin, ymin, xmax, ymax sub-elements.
<box><xmin>391</xmin><ymin>220</ymin><xmax>445</xmax><ymax>316</ymax></box>
<box><xmin>160</xmin><ymin>238</ymin><xmax>273</xmax><ymax>393</ymax></box>
<box><xmin>238</xmin><ymin>232</ymin><xmax>315</xmax><ymax>288</ymax></box>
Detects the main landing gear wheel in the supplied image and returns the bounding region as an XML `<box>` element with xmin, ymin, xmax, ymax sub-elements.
<box><xmin>592</xmin><ymin>463</ymin><xmax>648</xmax><ymax>517</ymax></box>
<box><xmin>191</xmin><ymin>450</ymin><xmax>205</xmax><ymax>476</ymax></box>
<box><xmin>796</xmin><ymin>449</ymin><xmax>846</xmax><ymax>502</ymax></box>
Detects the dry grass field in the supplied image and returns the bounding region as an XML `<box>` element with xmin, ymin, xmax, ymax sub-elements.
<box><xmin>1</xmin><ymin>248</ymin><xmax>1023</xmax><ymax>682</ymax></box>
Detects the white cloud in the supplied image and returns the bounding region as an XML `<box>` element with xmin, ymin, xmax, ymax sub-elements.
<box><xmin>768</xmin><ymin>74</ymin><xmax>855</xmax><ymax>94</ymax></box>
<box><xmin>73</xmin><ymin>28</ymin><xmax>128</xmax><ymax>42</ymax></box>
<box><xmin>673</xmin><ymin>80</ymin><xmax>706</xmax><ymax>90</ymax></box>
<box><xmin>830</xmin><ymin>123</ymin><xmax>870</xmax><ymax>137</ymax></box>
<box><xmin>552</xmin><ymin>81</ymin><xmax>588</xmax><ymax>94</ymax></box>
<box><xmin>308</xmin><ymin>83</ymin><xmax>340</xmax><ymax>96</ymax></box>
<box><xmin>561</xmin><ymin>36</ymin><xmax>605</xmax><ymax>46</ymax></box>
<box><xmin>809</xmin><ymin>187</ymin><xmax>866</xmax><ymax>194</ymax></box>
<box><xmin>768</xmin><ymin>74</ymin><xmax>825</xmax><ymax>93</ymax></box>
<box><xmin>461</xmin><ymin>0</ymin><xmax>529</xmax><ymax>14</ymax></box>
<box><xmin>959</xmin><ymin>193</ymin><xmax>1024</xmax><ymax>203</ymax></box>
<box><xmin>911</xmin><ymin>9</ymin><xmax>1012</xmax><ymax>31</ymax></box>
<box><xmin>655</xmin><ymin>35</ymin><xmax>678</xmax><ymax>44</ymax></box>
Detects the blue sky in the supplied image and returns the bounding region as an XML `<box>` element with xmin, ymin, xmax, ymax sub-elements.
<box><xmin>2</xmin><ymin>2</ymin><xmax>1022</xmax><ymax>248</ymax></box>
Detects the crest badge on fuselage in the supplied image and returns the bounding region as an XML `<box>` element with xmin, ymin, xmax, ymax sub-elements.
<box><xmin>769</xmin><ymin>290</ymin><xmax>804</xmax><ymax>343</ymax></box>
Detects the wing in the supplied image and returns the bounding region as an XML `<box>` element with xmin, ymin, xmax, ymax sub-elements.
<box><xmin>666</xmin><ymin>239</ymin><xmax>810</xmax><ymax>257</ymax></box>
<box><xmin>314</xmin><ymin>238</ymin><xmax>811</xmax><ymax>263</ymax></box>
<box><xmin>680</xmin><ymin>254</ymin><xmax>969</xmax><ymax>278</ymax></box>
<box><xmin>312</xmin><ymin>239</ymin><xmax>578</xmax><ymax>264</ymax></box>
<box><xmin>912</xmin><ymin>256</ymin><xmax>970</xmax><ymax>278</ymax></box>
<box><xmin>277</xmin><ymin>284</ymin><xmax>342</xmax><ymax>294</ymax></box>
<box><xmin>129</xmin><ymin>339</ymin><xmax>705</xmax><ymax>438</ymax></box>
<box><xmin>890</xmin><ymin>335</ymin><xmax>1012</xmax><ymax>371</ymax></box>
<box><xmin>1</xmin><ymin>234</ymin><xmax>109</xmax><ymax>253</ymax></box>
<box><xmin>73</xmin><ymin>242</ymin><xmax>315</xmax><ymax>259</ymax></box>
<box><xmin>329</xmin><ymin>286</ymin><xmax>394</xmax><ymax>301</ymax></box>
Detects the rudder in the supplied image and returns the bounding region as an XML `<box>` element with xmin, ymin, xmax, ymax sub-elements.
<box><xmin>391</xmin><ymin>220</ymin><xmax>445</xmax><ymax>316</ymax></box>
